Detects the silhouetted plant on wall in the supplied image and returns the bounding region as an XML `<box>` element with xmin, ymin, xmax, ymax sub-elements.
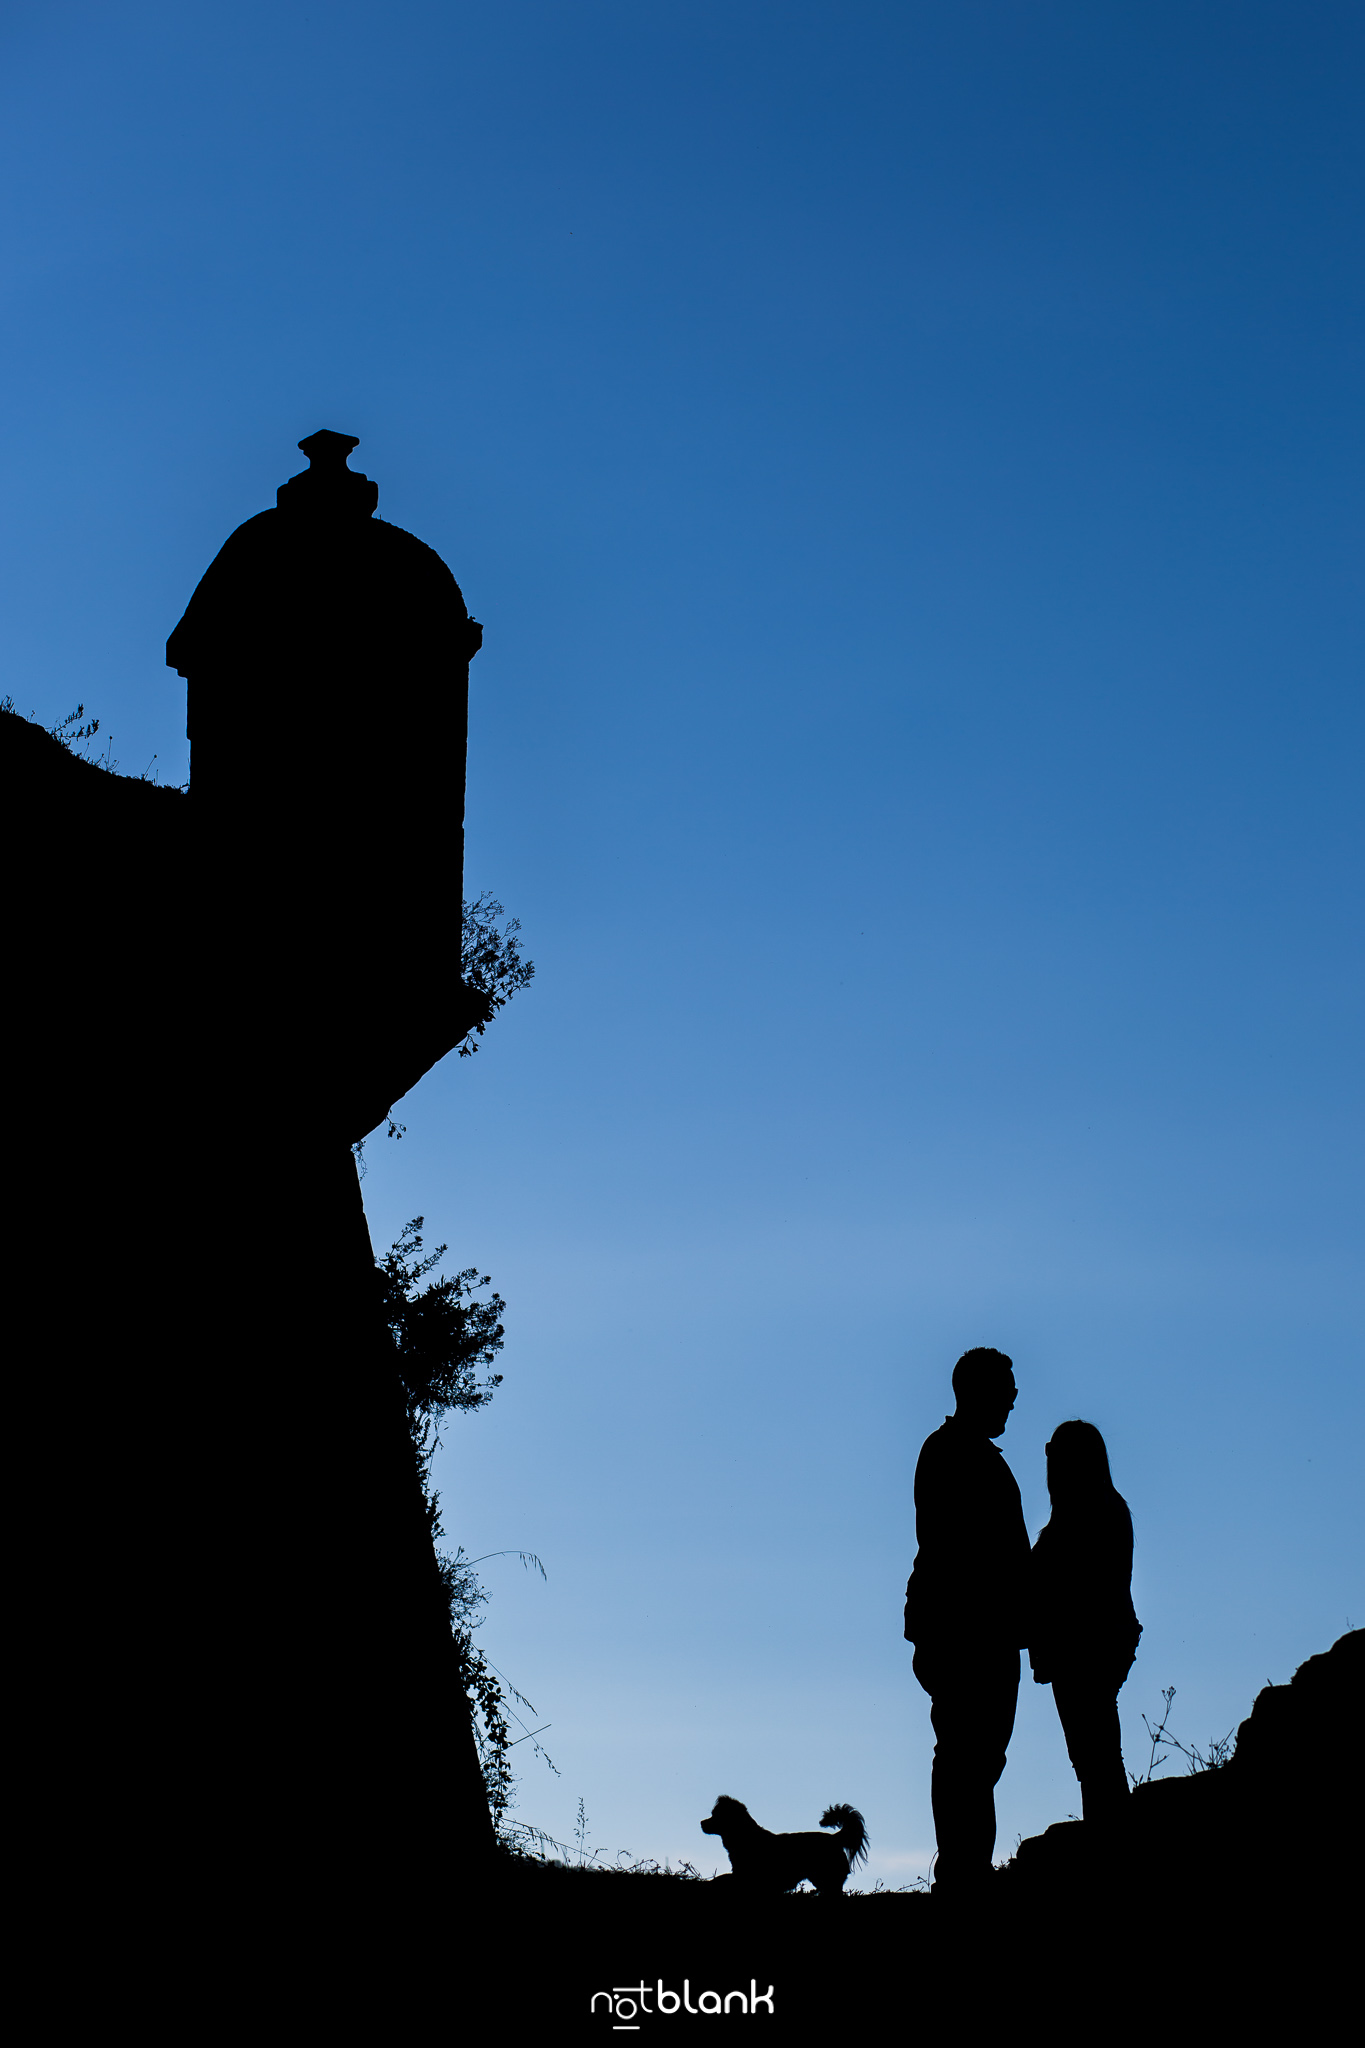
<box><xmin>363</xmin><ymin>888</ymin><xmax>539</xmax><ymax>1822</ymax></box>
<box><xmin>377</xmin><ymin>1217</ymin><xmax>505</xmax><ymax>1448</ymax></box>
<box><xmin>43</xmin><ymin>701</ymin><xmax>101</xmax><ymax>754</ymax></box>
<box><xmin>355</xmin><ymin>890</ymin><xmax>535</xmax><ymax>1153</ymax></box>
<box><xmin>1</xmin><ymin>697</ymin><xmax>175</xmax><ymax>782</ymax></box>
<box><xmin>435</xmin><ymin>1543</ymin><xmax>549</xmax><ymax>1831</ymax></box>
<box><xmin>457</xmin><ymin>891</ymin><xmax>535</xmax><ymax>1056</ymax></box>
<box><xmin>377</xmin><ymin>1216</ymin><xmax>556</xmax><ymax>1829</ymax></box>
<box><xmin>3</xmin><ymin>695</ymin><xmax>101</xmax><ymax>759</ymax></box>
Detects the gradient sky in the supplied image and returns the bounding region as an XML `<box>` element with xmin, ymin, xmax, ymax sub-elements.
<box><xmin>4</xmin><ymin>2</ymin><xmax>1360</xmax><ymax>1882</ymax></box>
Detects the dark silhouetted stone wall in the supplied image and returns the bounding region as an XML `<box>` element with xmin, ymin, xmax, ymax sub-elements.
<box><xmin>7</xmin><ymin>433</ymin><xmax>497</xmax><ymax>1948</ymax></box>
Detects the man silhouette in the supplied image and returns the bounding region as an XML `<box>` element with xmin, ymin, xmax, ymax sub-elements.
<box><xmin>903</xmin><ymin>1347</ymin><xmax>1029</xmax><ymax>1894</ymax></box>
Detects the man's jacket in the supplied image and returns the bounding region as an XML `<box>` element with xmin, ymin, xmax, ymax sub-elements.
<box><xmin>903</xmin><ymin>1416</ymin><xmax>1030</xmax><ymax>1652</ymax></box>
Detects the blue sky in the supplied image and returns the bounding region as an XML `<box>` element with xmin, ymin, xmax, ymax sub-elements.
<box><xmin>3</xmin><ymin>2</ymin><xmax>1360</xmax><ymax>1880</ymax></box>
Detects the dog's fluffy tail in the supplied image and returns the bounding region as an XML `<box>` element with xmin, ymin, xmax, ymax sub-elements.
<box><xmin>820</xmin><ymin>1804</ymin><xmax>868</xmax><ymax>1871</ymax></box>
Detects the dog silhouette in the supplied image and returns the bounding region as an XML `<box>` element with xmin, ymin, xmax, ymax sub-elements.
<box><xmin>700</xmin><ymin>1796</ymin><xmax>868</xmax><ymax>1896</ymax></box>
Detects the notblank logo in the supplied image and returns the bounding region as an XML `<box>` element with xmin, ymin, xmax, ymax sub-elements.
<box><xmin>591</xmin><ymin>1980</ymin><xmax>775</xmax><ymax>2023</ymax></box>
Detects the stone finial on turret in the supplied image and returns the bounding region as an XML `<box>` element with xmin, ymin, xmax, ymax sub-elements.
<box><xmin>276</xmin><ymin>427</ymin><xmax>379</xmax><ymax>516</ymax></box>
<box><xmin>298</xmin><ymin>428</ymin><xmax>360</xmax><ymax>465</ymax></box>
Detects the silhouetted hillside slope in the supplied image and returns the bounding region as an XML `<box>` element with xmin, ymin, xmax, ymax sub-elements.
<box><xmin>462</xmin><ymin>1632</ymin><xmax>1358</xmax><ymax>2037</ymax></box>
<box><xmin>1012</xmin><ymin>1625</ymin><xmax>1363</xmax><ymax>1901</ymax></box>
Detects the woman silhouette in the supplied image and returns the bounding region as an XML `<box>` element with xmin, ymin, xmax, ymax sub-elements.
<box><xmin>1028</xmin><ymin>1421</ymin><xmax>1142</xmax><ymax>1824</ymax></box>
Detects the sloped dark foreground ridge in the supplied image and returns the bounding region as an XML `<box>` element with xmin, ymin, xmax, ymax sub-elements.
<box><xmin>466</xmin><ymin>1631</ymin><xmax>1360</xmax><ymax>2038</ymax></box>
<box><xmin>1010</xmin><ymin>1624</ymin><xmax>1363</xmax><ymax>1897</ymax></box>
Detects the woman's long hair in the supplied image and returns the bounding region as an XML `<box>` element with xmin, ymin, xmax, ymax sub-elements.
<box><xmin>1044</xmin><ymin>1419</ymin><xmax>1127</xmax><ymax>1517</ymax></box>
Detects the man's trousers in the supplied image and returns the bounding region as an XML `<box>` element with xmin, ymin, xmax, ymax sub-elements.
<box><xmin>913</xmin><ymin>1645</ymin><xmax>1020</xmax><ymax>1889</ymax></box>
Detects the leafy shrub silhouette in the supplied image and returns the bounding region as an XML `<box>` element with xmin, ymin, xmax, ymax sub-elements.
<box><xmin>456</xmin><ymin>892</ymin><xmax>535</xmax><ymax>1056</ymax></box>
<box><xmin>377</xmin><ymin>1217</ymin><xmax>505</xmax><ymax>1446</ymax></box>
<box><xmin>377</xmin><ymin>1216</ymin><xmax>556</xmax><ymax>1829</ymax></box>
<box><xmin>356</xmin><ymin>891</ymin><xmax>535</xmax><ymax>1149</ymax></box>
<box><xmin>365</xmin><ymin>891</ymin><xmax>539</xmax><ymax>1824</ymax></box>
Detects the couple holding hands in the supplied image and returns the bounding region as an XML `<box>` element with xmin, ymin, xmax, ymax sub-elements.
<box><xmin>903</xmin><ymin>1346</ymin><xmax>1141</xmax><ymax>1893</ymax></box>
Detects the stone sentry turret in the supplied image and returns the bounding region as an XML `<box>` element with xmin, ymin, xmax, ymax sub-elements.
<box><xmin>165</xmin><ymin>433</ymin><xmax>499</xmax><ymax>1889</ymax></box>
<box><xmin>6</xmin><ymin>430</ymin><xmax>502</xmax><ymax>1948</ymax></box>
<box><xmin>167</xmin><ymin>429</ymin><xmax>489</xmax><ymax>1140</ymax></box>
